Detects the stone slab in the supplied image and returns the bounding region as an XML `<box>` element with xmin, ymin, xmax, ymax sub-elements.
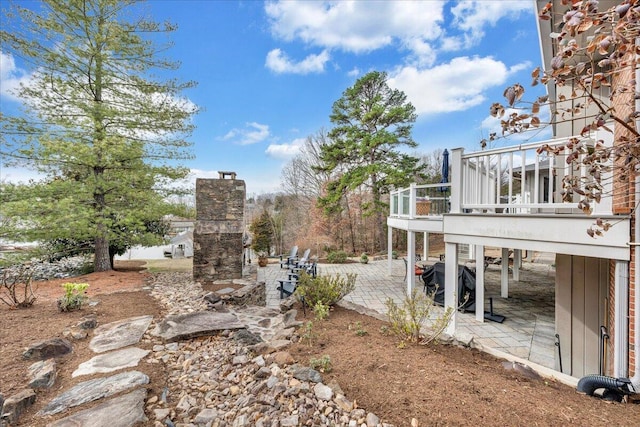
<box><xmin>150</xmin><ymin>311</ymin><xmax>244</xmax><ymax>342</ymax></box>
<box><xmin>47</xmin><ymin>388</ymin><xmax>147</xmax><ymax>427</ymax></box>
<box><xmin>89</xmin><ymin>315</ymin><xmax>153</xmax><ymax>353</ymax></box>
<box><xmin>72</xmin><ymin>347</ymin><xmax>150</xmax><ymax>378</ymax></box>
<box><xmin>39</xmin><ymin>371</ymin><xmax>149</xmax><ymax>416</ymax></box>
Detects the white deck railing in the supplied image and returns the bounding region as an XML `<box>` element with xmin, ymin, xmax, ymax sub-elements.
<box><xmin>390</xmin><ymin>136</ymin><xmax>613</xmax><ymax>218</ymax></box>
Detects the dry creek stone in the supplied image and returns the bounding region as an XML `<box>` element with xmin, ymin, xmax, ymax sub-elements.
<box><xmin>150</xmin><ymin>311</ymin><xmax>244</xmax><ymax>342</ymax></box>
<box><xmin>89</xmin><ymin>315</ymin><xmax>153</xmax><ymax>353</ymax></box>
<box><xmin>39</xmin><ymin>370</ymin><xmax>149</xmax><ymax>416</ymax></box>
<box><xmin>47</xmin><ymin>389</ymin><xmax>147</xmax><ymax>427</ymax></box>
<box><xmin>72</xmin><ymin>347</ymin><xmax>150</xmax><ymax>377</ymax></box>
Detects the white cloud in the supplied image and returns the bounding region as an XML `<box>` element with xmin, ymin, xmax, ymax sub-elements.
<box><xmin>265</xmin><ymin>138</ymin><xmax>305</xmax><ymax>159</ymax></box>
<box><xmin>388</xmin><ymin>56</ymin><xmax>528</xmax><ymax>116</ymax></box>
<box><xmin>347</xmin><ymin>67</ymin><xmax>360</xmax><ymax>78</ymax></box>
<box><xmin>265</xmin><ymin>0</ymin><xmax>444</xmax><ymax>64</ymax></box>
<box><xmin>0</xmin><ymin>51</ymin><xmax>33</xmax><ymax>102</ymax></box>
<box><xmin>479</xmin><ymin>106</ymin><xmax>553</xmax><ymax>146</ymax></box>
<box><xmin>450</xmin><ymin>1</ymin><xmax>533</xmax><ymax>48</ymax></box>
<box><xmin>0</xmin><ymin>166</ymin><xmax>46</xmax><ymax>184</ymax></box>
<box><xmin>222</xmin><ymin>122</ymin><xmax>270</xmax><ymax>145</ymax></box>
<box><xmin>265</xmin><ymin>48</ymin><xmax>330</xmax><ymax>74</ymax></box>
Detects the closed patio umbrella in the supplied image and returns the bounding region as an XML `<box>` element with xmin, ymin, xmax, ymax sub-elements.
<box><xmin>439</xmin><ymin>148</ymin><xmax>449</xmax><ymax>192</ymax></box>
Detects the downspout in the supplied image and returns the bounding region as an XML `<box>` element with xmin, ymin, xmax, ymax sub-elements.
<box><xmin>629</xmin><ymin>174</ymin><xmax>640</xmax><ymax>389</ymax></box>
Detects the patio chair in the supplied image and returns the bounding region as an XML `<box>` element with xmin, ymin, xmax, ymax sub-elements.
<box><xmin>291</xmin><ymin>248</ymin><xmax>311</xmax><ymax>269</ymax></box>
<box><xmin>279</xmin><ymin>245</ymin><xmax>299</xmax><ymax>269</ymax></box>
<box><xmin>403</xmin><ymin>257</ymin><xmax>424</xmax><ymax>282</ymax></box>
<box><xmin>277</xmin><ymin>277</ymin><xmax>298</xmax><ymax>299</ymax></box>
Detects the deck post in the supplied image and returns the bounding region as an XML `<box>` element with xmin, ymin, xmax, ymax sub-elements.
<box><xmin>513</xmin><ymin>249</ymin><xmax>521</xmax><ymax>281</ymax></box>
<box><xmin>407</xmin><ymin>231</ymin><xmax>416</xmax><ymax>295</ymax></box>
<box><xmin>387</xmin><ymin>227</ymin><xmax>393</xmax><ymax>275</ymax></box>
<box><xmin>475</xmin><ymin>244</ymin><xmax>485</xmax><ymax>322</ymax></box>
<box><xmin>445</xmin><ymin>242</ymin><xmax>458</xmax><ymax>335</ymax></box>
<box><xmin>501</xmin><ymin>247</ymin><xmax>510</xmax><ymax>298</ymax></box>
<box><xmin>423</xmin><ymin>232</ymin><xmax>429</xmax><ymax>261</ymax></box>
<box><xmin>450</xmin><ymin>148</ymin><xmax>463</xmax><ymax>214</ymax></box>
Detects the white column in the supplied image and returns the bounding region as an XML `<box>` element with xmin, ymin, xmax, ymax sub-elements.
<box><xmin>513</xmin><ymin>249</ymin><xmax>521</xmax><ymax>282</ymax></box>
<box><xmin>407</xmin><ymin>231</ymin><xmax>416</xmax><ymax>295</ymax></box>
<box><xmin>501</xmin><ymin>247</ymin><xmax>509</xmax><ymax>298</ymax></box>
<box><xmin>475</xmin><ymin>244</ymin><xmax>485</xmax><ymax>322</ymax></box>
<box><xmin>423</xmin><ymin>232</ymin><xmax>429</xmax><ymax>261</ymax></box>
<box><xmin>388</xmin><ymin>226</ymin><xmax>393</xmax><ymax>275</ymax></box>
<box><xmin>614</xmin><ymin>260</ymin><xmax>629</xmax><ymax>377</ymax></box>
<box><xmin>450</xmin><ymin>148</ymin><xmax>464</xmax><ymax>213</ymax></box>
<box><xmin>445</xmin><ymin>242</ymin><xmax>458</xmax><ymax>336</ymax></box>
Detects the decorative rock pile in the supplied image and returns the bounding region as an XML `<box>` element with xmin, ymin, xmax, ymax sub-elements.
<box><xmin>144</xmin><ymin>272</ymin><xmax>393</xmax><ymax>427</ymax></box>
<box><xmin>0</xmin><ymin>255</ymin><xmax>91</xmax><ymax>281</ymax></box>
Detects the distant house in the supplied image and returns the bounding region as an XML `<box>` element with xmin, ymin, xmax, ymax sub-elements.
<box><xmin>164</xmin><ymin>215</ymin><xmax>194</xmax><ymax>237</ymax></box>
<box><xmin>164</xmin><ymin>231</ymin><xmax>193</xmax><ymax>258</ymax></box>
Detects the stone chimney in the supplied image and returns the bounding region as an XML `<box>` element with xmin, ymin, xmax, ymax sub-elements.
<box><xmin>193</xmin><ymin>173</ymin><xmax>245</xmax><ymax>281</ymax></box>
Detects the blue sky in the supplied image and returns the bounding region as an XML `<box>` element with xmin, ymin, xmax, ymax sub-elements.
<box><xmin>1</xmin><ymin>0</ymin><xmax>550</xmax><ymax>196</ymax></box>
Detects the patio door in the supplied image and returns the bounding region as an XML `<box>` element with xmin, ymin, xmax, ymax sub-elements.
<box><xmin>555</xmin><ymin>254</ymin><xmax>609</xmax><ymax>377</ymax></box>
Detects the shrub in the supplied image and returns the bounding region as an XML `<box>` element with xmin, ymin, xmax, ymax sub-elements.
<box><xmin>326</xmin><ymin>250</ymin><xmax>348</xmax><ymax>264</ymax></box>
<box><xmin>0</xmin><ymin>262</ymin><xmax>37</xmax><ymax>308</ymax></box>
<box><xmin>385</xmin><ymin>289</ymin><xmax>454</xmax><ymax>346</ymax></box>
<box><xmin>360</xmin><ymin>253</ymin><xmax>369</xmax><ymax>264</ymax></box>
<box><xmin>295</xmin><ymin>272</ymin><xmax>356</xmax><ymax>307</ymax></box>
<box><xmin>309</xmin><ymin>355</ymin><xmax>332</xmax><ymax>373</ymax></box>
<box><xmin>57</xmin><ymin>282</ymin><xmax>89</xmax><ymax>312</ymax></box>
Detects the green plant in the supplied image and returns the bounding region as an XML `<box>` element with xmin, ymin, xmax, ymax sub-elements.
<box><xmin>350</xmin><ymin>321</ymin><xmax>368</xmax><ymax>336</ymax></box>
<box><xmin>385</xmin><ymin>289</ymin><xmax>454</xmax><ymax>346</ymax></box>
<box><xmin>295</xmin><ymin>272</ymin><xmax>356</xmax><ymax>307</ymax></box>
<box><xmin>300</xmin><ymin>321</ymin><xmax>316</xmax><ymax>347</ymax></box>
<box><xmin>360</xmin><ymin>253</ymin><xmax>369</xmax><ymax>264</ymax></box>
<box><xmin>309</xmin><ymin>355</ymin><xmax>332</xmax><ymax>373</ymax></box>
<box><xmin>326</xmin><ymin>250</ymin><xmax>348</xmax><ymax>264</ymax></box>
<box><xmin>57</xmin><ymin>282</ymin><xmax>89</xmax><ymax>312</ymax></box>
<box><xmin>249</xmin><ymin>210</ymin><xmax>273</xmax><ymax>256</ymax></box>
<box><xmin>314</xmin><ymin>301</ymin><xmax>330</xmax><ymax>321</ymax></box>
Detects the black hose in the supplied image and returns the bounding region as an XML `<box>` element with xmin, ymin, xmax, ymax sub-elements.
<box><xmin>576</xmin><ymin>374</ymin><xmax>633</xmax><ymax>396</ymax></box>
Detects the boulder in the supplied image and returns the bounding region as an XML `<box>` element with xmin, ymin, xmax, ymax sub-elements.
<box><xmin>22</xmin><ymin>338</ymin><xmax>72</xmax><ymax>360</ymax></box>
<box><xmin>150</xmin><ymin>311</ymin><xmax>243</xmax><ymax>342</ymax></box>
<box><xmin>1</xmin><ymin>389</ymin><xmax>36</xmax><ymax>424</ymax></box>
<box><xmin>27</xmin><ymin>359</ymin><xmax>57</xmax><ymax>389</ymax></box>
